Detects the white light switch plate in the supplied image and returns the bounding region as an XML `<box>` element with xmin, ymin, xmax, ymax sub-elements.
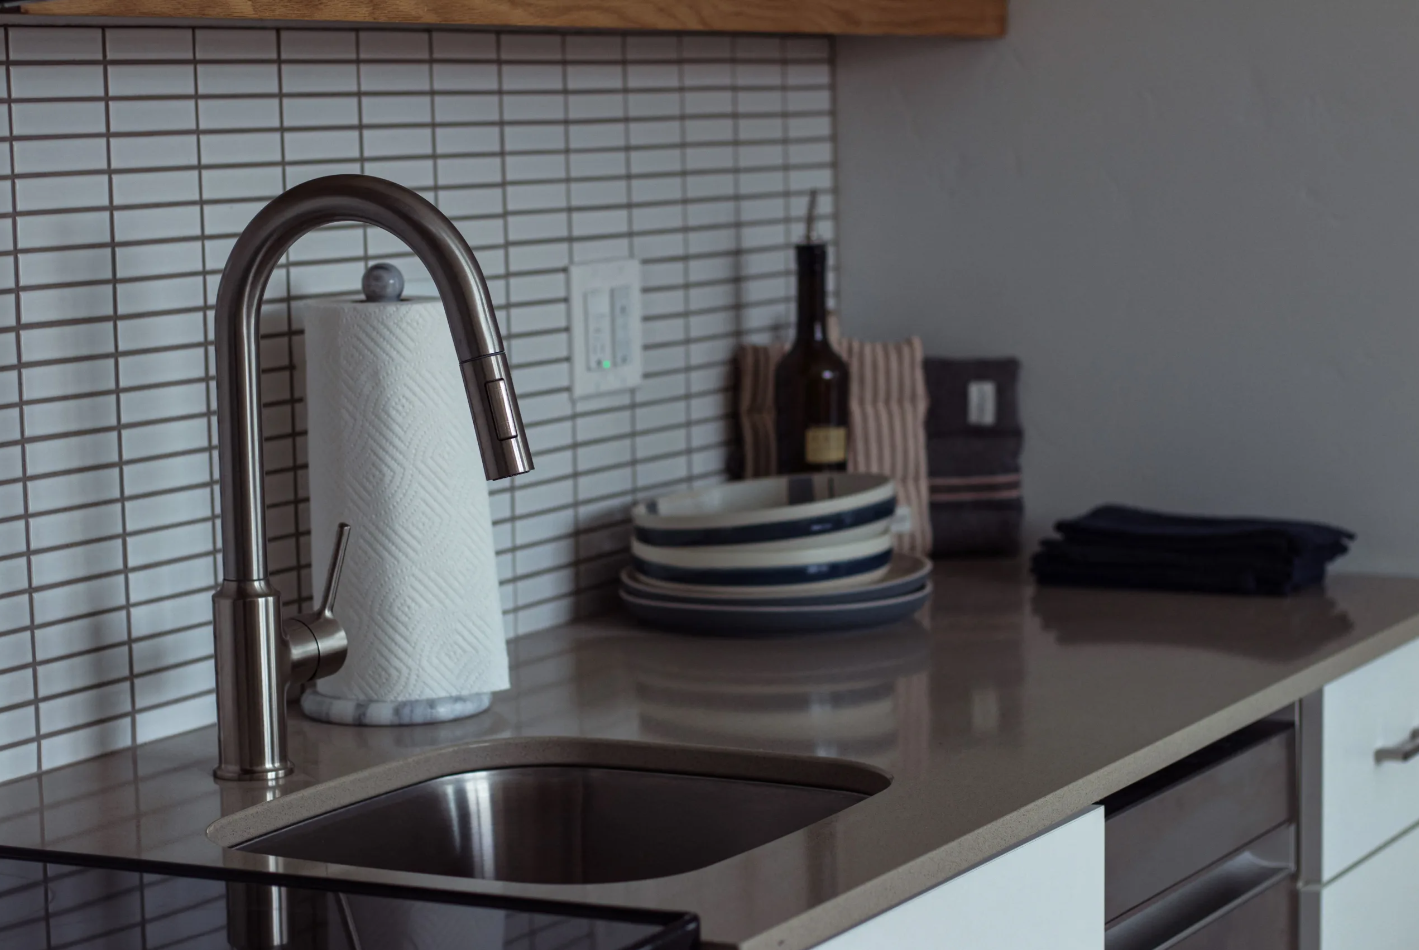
<box><xmin>569</xmin><ymin>258</ymin><xmax>642</xmax><ymax>398</ymax></box>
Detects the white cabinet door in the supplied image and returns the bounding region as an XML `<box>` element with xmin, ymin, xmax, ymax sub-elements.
<box><xmin>817</xmin><ymin>807</ymin><xmax>1104</xmax><ymax>950</ymax></box>
<box><xmin>1310</xmin><ymin>817</ymin><xmax>1419</xmax><ymax>950</ymax></box>
<box><xmin>1308</xmin><ymin>635</ymin><xmax>1419</xmax><ymax>882</ymax></box>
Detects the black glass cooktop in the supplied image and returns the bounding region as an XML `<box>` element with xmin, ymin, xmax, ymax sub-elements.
<box><xmin>0</xmin><ymin>851</ymin><xmax>698</xmax><ymax>950</ymax></box>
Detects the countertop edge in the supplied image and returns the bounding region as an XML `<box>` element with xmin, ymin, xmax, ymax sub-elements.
<box><xmin>741</xmin><ymin>604</ymin><xmax>1419</xmax><ymax>950</ymax></box>
<box><xmin>8</xmin><ymin>568</ymin><xmax>1419</xmax><ymax>950</ymax></box>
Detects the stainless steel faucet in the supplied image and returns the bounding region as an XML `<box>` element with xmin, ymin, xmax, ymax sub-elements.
<box><xmin>212</xmin><ymin>175</ymin><xmax>534</xmax><ymax>781</ymax></box>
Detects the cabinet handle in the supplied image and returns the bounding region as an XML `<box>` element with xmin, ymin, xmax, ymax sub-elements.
<box><xmin>1375</xmin><ymin>727</ymin><xmax>1419</xmax><ymax>764</ymax></box>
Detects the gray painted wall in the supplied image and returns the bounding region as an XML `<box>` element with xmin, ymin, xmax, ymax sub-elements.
<box><xmin>835</xmin><ymin>0</ymin><xmax>1419</xmax><ymax>572</ymax></box>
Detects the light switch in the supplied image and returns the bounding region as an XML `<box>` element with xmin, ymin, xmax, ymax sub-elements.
<box><xmin>585</xmin><ymin>288</ymin><xmax>612</xmax><ymax>371</ymax></box>
<box><xmin>611</xmin><ymin>284</ymin><xmax>634</xmax><ymax>367</ymax></box>
<box><xmin>569</xmin><ymin>259</ymin><xmax>642</xmax><ymax>398</ymax></box>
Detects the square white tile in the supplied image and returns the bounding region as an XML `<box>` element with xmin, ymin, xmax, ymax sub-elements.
<box><xmin>107</xmin><ymin>63</ymin><xmax>194</xmax><ymax>97</ymax></box>
<box><xmin>11</xmin><ymin>100</ymin><xmax>106</xmax><ymax>136</ymax></box>
<box><xmin>10</xmin><ymin>27</ymin><xmax>104</xmax><ymax>62</ymax></box>
<box><xmin>105</xmin><ymin>27</ymin><xmax>193</xmax><ymax>60</ymax></box>
<box><xmin>195</xmin><ymin>28</ymin><xmax>277</xmax><ymax>60</ymax></box>
<box><xmin>280</xmin><ymin>29</ymin><xmax>356</xmax><ymax>60</ymax></box>
<box><xmin>197</xmin><ymin>63</ymin><xmax>279</xmax><ymax>96</ymax></box>
<box><xmin>431</xmin><ymin>31</ymin><xmax>497</xmax><ymax>61</ymax></box>
<box><xmin>359</xmin><ymin>30</ymin><xmax>429</xmax><ymax>61</ymax></box>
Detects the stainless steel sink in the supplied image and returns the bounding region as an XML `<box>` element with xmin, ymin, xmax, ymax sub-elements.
<box><xmin>214</xmin><ymin>738</ymin><xmax>889</xmax><ymax>885</ymax></box>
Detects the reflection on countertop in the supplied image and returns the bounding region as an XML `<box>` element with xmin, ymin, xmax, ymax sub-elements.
<box><xmin>622</xmin><ymin>625</ymin><xmax>932</xmax><ymax>766</ymax></box>
<box><xmin>1033</xmin><ymin>582</ymin><xmax>1353</xmax><ymax>660</ymax></box>
<box><xmin>0</xmin><ymin>854</ymin><xmax>695</xmax><ymax>950</ymax></box>
<box><xmin>0</xmin><ymin>561</ymin><xmax>1416</xmax><ymax>950</ymax></box>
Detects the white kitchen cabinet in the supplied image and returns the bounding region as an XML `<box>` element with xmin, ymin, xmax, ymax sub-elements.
<box><xmin>1299</xmin><ymin>635</ymin><xmax>1419</xmax><ymax>950</ymax></box>
<box><xmin>817</xmin><ymin>807</ymin><xmax>1103</xmax><ymax>950</ymax></box>
<box><xmin>1302</xmin><ymin>634</ymin><xmax>1419</xmax><ymax>883</ymax></box>
<box><xmin>1304</xmin><ymin>817</ymin><xmax>1419</xmax><ymax>950</ymax></box>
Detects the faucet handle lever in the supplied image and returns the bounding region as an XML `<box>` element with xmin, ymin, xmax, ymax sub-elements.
<box><xmin>286</xmin><ymin>522</ymin><xmax>352</xmax><ymax>685</ymax></box>
<box><xmin>316</xmin><ymin>522</ymin><xmax>352</xmax><ymax>618</ymax></box>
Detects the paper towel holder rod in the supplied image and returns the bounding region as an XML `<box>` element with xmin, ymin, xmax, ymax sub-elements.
<box><xmin>211</xmin><ymin>175</ymin><xmax>535</xmax><ymax>782</ymax></box>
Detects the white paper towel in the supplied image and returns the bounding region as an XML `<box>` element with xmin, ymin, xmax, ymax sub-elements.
<box><xmin>298</xmin><ymin>296</ymin><xmax>509</xmax><ymax>708</ymax></box>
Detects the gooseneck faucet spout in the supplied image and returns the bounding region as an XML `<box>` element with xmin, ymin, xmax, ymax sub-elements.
<box><xmin>212</xmin><ymin>175</ymin><xmax>533</xmax><ymax>781</ymax></box>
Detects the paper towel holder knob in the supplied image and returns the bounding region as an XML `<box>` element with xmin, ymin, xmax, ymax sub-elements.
<box><xmin>362</xmin><ymin>262</ymin><xmax>404</xmax><ymax>302</ymax></box>
<box><xmin>286</xmin><ymin>522</ymin><xmax>351</xmax><ymax>686</ymax></box>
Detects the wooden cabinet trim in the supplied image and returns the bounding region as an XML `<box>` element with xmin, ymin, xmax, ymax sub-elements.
<box><xmin>14</xmin><ymin>0</ymin><xmax>1007</xmax><ymax>37</ymax></box>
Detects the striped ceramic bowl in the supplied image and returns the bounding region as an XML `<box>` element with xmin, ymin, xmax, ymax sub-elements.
<box><xmin>632</xmin><ymin>472</ymin><xmax>896</xmax><ymax>547</ymax></box>
<box><xmin>630</xmin><ymin>530</ymin><xmax>894</xmax><ymax>588</ymax></box>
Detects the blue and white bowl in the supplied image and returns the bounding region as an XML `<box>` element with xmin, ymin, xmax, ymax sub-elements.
<box><xmin>633</xmin><ymin>473</ymin><xmax>896</xmax><ymax>547</ymax></box>
<box><xmin>631</xmin><ymin>531</ymin><xmax>894</xmax><ymax>588</ymax></box>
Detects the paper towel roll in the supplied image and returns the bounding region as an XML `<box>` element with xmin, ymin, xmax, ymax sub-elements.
<box><xmin>296</xmin><ymin>297</ymin><xmax>509</xmax><ymax>725</ymax></box>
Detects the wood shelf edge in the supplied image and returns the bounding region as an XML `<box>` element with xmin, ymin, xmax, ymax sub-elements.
<box><xmin>14</xmin><ymin>0</ymin><xmax>1007</xmax><ymax>37</ymax></box>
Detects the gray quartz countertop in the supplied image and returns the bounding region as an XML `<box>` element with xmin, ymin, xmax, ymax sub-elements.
<box><xmin>3</xmin><ymin>561</ymin><xmax>1419</xmax><ymax>949</ymax></box>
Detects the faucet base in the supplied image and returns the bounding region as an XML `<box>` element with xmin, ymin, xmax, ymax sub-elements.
<box><xmin>213</xmin><ymin>581</ymin><xmax>292</xmax><ymax>782</ymax></box>
<box><xmin>214</xmin><ymin>764</ymin><xmax>292</xmax><ymax>783</ymax></box>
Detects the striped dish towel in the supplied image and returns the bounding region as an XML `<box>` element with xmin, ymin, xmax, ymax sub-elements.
<box><xmin>735</xmin><ymin>325</ymin><xmax>933</xmax><ymax>557</ymax></box>
<box><xmin>930</xmin><ymin>473</ymin><xmax>1022</xmax><ymax>503</ymax></box>
<box><xmin>735</xmin><ymin>341</ymin><xmax>784</xmax><ymax>479</ymax></box>
<box><xmin>841</xmin><ymin>336</ymin><xmax>932</xmax><ymax>557</ymax></box>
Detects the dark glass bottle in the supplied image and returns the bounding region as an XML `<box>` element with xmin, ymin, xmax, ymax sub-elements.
<box><xmin>774</xmin><ymin>198</ymin><xmax>850</xmax><ymax>474</ymax></box>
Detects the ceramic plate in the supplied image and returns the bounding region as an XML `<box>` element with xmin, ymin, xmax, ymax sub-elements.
<box><xmin>633</xmin><ymin>472</ymin><xmax>896</xmax><ymax>546</ymax></box>
<box><xmin>630</xmin><ymin>548</ymin><xmax>893</xmax><ymax>588</ymax></box>
<box><xmin>621</xmin><ymin>552</ymin><xmax>933</xmax><ymax>606</ymax></box>
<box><xmin>668</xmin><ymin>516</ymin><xmax>892</xmax><ymax>553</ymax></box>
<box><xmin>631</xmin><ymin>530</ymin><xmax>893</xmax><ymax>570</ymax></box>
<box><xmin>631</xmin><ymin>563</ymin><xmax>895</xmax><ymax>598</ymax></box>
<box><xmin>619</xmin><ymin>581</ymin><xmax>933</xmax><ymax>637</ymax></box>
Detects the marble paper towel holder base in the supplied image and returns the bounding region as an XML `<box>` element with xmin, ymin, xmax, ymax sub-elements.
<box><xmin>300</xmin><ymin>689</ymin><xmax>492</xmax><ymax>726</ymax></box>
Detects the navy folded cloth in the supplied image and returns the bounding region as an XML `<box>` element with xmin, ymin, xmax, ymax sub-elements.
<box><xmin>1032</xmin><ymin>505</ymin><xmax>1354</xmax><ymax>596</ymax></box>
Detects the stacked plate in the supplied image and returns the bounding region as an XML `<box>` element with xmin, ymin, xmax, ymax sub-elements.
<box><xmin>621</xmin><ymin>472</ymin><xmax>933</xmax><ymax>636</ymax></box>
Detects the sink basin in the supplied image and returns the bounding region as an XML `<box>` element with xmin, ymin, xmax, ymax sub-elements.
<box><xmin>241</xmin><ymin>765</ymin><xmax>868</xmax><ymax>884</ymax></box>
<box><xmin>213</xmin><ymin>738</ymin><xmax>889</xmax><ymax>885</ymax></box>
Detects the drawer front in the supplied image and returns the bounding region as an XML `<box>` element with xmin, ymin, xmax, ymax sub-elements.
<box><xmin>1314</xmin><ymin>816</ymin><xmax>1419</xmax><ymax>950</ymax></box>
<box><xmin>1315</xmin><ymin>635</ymin><xmax>1419</xmax><ymax>881</ymax></box>
<box><xmin>1106</xmin><ymin>723</ymin><xmax>1292</xmax><ymax>920</ymax></box>
<box><xmin>1173</xmin><ymin>875</ymin><xmax>1294</xmax><ymax>950</ymax></box>
<box><xmin>1107</xmin><ymin>824</ymin><xmax>1294</xmax><ymax>950</ymax></box>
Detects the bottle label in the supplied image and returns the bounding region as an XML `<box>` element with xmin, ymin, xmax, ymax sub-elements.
<box><xmin>805</xmin><ymin>426</ymin><xmax>848</xmax><ymax>465</ymax></box>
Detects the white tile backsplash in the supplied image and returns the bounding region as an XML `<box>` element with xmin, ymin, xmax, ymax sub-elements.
<box><xmin>0</xmin><ymin>22</ymin><xmax>834</xmax><ymax>778</ymax></box>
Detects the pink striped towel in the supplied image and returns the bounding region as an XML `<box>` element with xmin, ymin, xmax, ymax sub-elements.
<box><xmin>735</xmin><ymin>326</ymin><xmax>932</xmax><ymax>557</ymax></box>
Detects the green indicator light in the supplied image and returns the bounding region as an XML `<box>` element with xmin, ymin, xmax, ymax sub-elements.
<box><xmin>601</xmin><ymin>359</ymin><xmax>612</xmax><ymax>369</ymax></box>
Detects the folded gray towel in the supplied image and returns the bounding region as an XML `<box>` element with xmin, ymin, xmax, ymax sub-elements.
<box><xmin>924</xmin><ymin>358</ymin><xmax>1023</xmax><ymax>558</ymax></box>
